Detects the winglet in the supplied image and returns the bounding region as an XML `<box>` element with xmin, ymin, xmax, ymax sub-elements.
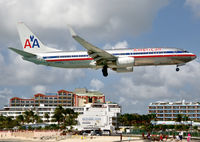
<box><xmin>67</xmin><ymin>25</ymin><xmax>77</xmax><ymax>37</ymax></box>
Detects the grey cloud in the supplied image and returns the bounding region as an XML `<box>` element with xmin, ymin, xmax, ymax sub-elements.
<box><xmin>103</xmin><ymin>61</ymin><xmax>200</xmax><ymax>113</ymax></box>
<box><xmin>0</xmin><ymin>51</ymin><xmax>85</xmax><ymax>86</ymax></box>
<box><xmin>185</xmin><ymin>0</ymin><xmax>200</xmax><ymax>17</ymax></box>
<box><xmin>0</xmin><ymin>88</ymin><xmax>13</xmax><ymax>108</ymax></box>
<box><xmin>90</xmin><ymin>78</ymin><xmax>104</xmax><ymax>90</ymax></box>
<box><xmin>0</xmin><ymin>0</ymin><xmax>169</xmax><ymax>44</ymax></box>
<box><xmin>0</xmin><ymin>88</ymin><xmax>13</xmax><ymax>98</ymax></box>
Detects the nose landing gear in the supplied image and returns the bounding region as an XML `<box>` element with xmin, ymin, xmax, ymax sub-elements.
<box><xmin>102</xmin><ymin>65</ymin><xmax>108</xmax><ymax>77</ymax></box>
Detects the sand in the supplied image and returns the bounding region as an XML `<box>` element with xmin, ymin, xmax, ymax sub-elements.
<box><xmin>0</xmin><ymin>131</ymin><xmax>196</xmax><ymax>142</ymax></box>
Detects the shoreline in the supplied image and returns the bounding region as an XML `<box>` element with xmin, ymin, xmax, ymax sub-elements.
<box><xmin>0</xmin><ymin>131</ymin><xmax>198</xmax><ymax>142</ymax></box>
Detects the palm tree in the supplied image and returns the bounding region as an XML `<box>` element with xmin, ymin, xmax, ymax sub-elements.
<box><xmin>63</xmin><ymin>108</ymin><xmax>78</xmax><ymax>128</ymax></box>
<box><xmin>16</xmin><ymin>115</ymin><xmax>24</xmax><ymax>125</ymax></box>
<box><xmin>175</xmin><ymin>114</ymin><xmax>183</xmax><ymax>122</ymax></box>
<box><xmin>34</xmin><ymin>114</ymin><xmax>42</xmax><ymax>123</ymax></box>
<box><xmin>183</xmin><ymin>115</ymin><xmax>190</xmax><ymax>121</ymax></box>
<box><xmin>4</xmin><ymin>116</ymin><xmax>13</xmax><ymax>129</ymax></box>
<box><xmin>53</xmin><ymin>105</ymin><xmax>64</xmax><ymax>125</ymax></box>
<box><xmin>44</xmin><ymin>112</ymin><xmax>50</xmax><ymax>122</ymax></box>
<box><xmin>29</xmin><ymin>110</ymin><xmax>35</xmax><ymax>123</ymax></box>
<box><xmin>23</xmin><ymin>111</ymin><xmax>31</xmax><ymax>124</ymax></box>
<box><xmin>23</xmin><ymin>110</ymin><xmax>35</xmax><ymax>124</ymax></box>
<box><xmin>0</xmin><ymin>115</ymin><xmax>6</xmax><ymax>129</ymax></box>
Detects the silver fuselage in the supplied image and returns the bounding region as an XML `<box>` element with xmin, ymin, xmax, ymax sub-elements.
<box><xmin>24</xmin><ymin>48</ymin><xmax>196</xmax><ymax>69</ymax></box>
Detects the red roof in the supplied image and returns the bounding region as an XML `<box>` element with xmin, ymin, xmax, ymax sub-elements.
<box><xmin>34</xmin><ymin>93</ymin><xmax>46</xmax><ymax>97</ymax></box>
<box><xmin>10</xmin><ymin>97</ymin><xmax>22</xmax><ymax>100</ymax></box>
<box><xmin>10</xmin><ymin>89</ymin><xmax>75</xmax><ymax>102</ymax></box>
<box><xmin>10</xmin><ymin>97</ymin><xmax>34</xmax><ymax>101</ymax></box>
<box><xmin>57</xmin><ymin>90</ymin><xmax>73</xmax><ymax>94</ymax></box>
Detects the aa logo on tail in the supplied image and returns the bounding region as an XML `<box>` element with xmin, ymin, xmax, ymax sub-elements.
<box><xmin>24</xmin><ymin>35</ymin><xmax>40</xmax><ymax>48</ymax></box>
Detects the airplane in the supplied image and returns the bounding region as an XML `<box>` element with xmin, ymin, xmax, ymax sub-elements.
<box><xmin>9</xmin><ymin>22</ymin><xmax>196</xmax><ymax>77</ymax></box>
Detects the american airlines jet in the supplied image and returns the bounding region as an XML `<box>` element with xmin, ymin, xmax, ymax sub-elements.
<box><xmin>10</xmin><ymin>23</ymin><xmax>196</xmax><ymax>77</ymax></box>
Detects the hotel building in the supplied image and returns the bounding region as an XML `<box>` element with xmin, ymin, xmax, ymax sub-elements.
<box><xmin>74</xmin><ymin>88</ymin><xmax>105</xmax><ymax>107</ymax></box>
<box><xmin>148</xmin><ymin>100</ymin><xmax>200</xmax><ymax>121</ymax></box>
<box><xmin>9</xmin><ymin>88</ymin><xmax>105</xmax><ymax>107</ymax></box>
<box><xmin>0</xmin><ymin>88</ymin><xmax>120</xmax><ymax>131</ymax></box>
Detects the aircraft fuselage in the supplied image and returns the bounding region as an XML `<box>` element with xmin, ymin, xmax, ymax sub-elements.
<box><xmin>28</xmin><ymin>47</ymin><xmax>196</xmax><ymax>69</ymax></box>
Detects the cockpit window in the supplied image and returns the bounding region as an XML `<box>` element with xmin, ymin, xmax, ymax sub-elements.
<box><xmin>184</xmin><ymin>50</ymin><xmax>189</xmax><ymax>53</ymax></box>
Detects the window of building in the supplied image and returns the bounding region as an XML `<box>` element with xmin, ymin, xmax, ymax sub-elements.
<box><xmin>164</xmin><ymin>106</ymin><xmax>171</xmax><ymax>109</ymax></box>
<box><xmin>173</xmin><ymin>106</ymin><xmax>179</xmax><ymax>109</ymax></box>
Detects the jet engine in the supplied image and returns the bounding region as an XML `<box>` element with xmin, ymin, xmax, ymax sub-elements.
<box><xmin>116</xmin><ymin>57</ymin><xmax>134</xmax><ymax>67</ymax></box>
<box><xmin>112</xmin><ymin>67</ymin><xmax>133</xmax><ymax>73</ymax></box>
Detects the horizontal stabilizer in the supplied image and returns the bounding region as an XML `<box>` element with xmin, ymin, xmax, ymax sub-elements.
<box><xmin>9</xmin><ymin>47</ymin><xmax>36</xmax><ymax>58</ymax></box>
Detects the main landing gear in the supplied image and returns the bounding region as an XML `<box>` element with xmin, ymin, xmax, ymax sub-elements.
<box><xmin>102</xmin><ymin>65</ymin><xmax>108</xmax><ymax>77</ymax></box>
<box><xmin>176</xmin><ymin>65</ymin><xmax>180</xmax><ymax>72</ymax></box>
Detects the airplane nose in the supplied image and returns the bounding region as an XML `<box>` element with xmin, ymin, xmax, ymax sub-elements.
<box><xmin>192</xmin><ymin>54</ymin><xmax>197</xmax><ymax>60</ymax></box>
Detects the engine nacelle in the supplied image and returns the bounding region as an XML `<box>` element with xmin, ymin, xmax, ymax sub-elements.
<box><xmin>116</xmin><ymin>57</ymin><xmax>134</xmax><ymax>67</ymax></box>
<box><xmin>115</xmin><ymin>67</ymin><xmax>133</xmax><ymax>73</ymax></box>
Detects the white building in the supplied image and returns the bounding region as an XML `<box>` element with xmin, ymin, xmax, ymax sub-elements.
<box><xmin>0</xmin><ymin>102</ymin><xmax>121</xmax><ymax>131</ymax></box>
<box><xmin>76</xmin><ymin>103</ymin><xmax>121</xmax><ymax>131</ymax></box>
<box><xmin>0</xmin><ymin>105</ymin><xmax>84</xmax><ymax>121</ymax></box>
<box><xmin>149</xmin><ymin>100</ymin><xmax>200</xmax><ymax>121</ymax></box>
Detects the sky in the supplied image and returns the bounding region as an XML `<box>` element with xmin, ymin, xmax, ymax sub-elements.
<box><xmin>0</xmin><ymin>0</ymin><xmax>200</xmax><ymax>114</ymax></box>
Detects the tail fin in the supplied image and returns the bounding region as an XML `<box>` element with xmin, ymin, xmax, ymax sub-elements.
<box><xmin>17</xmin><ymin>22</ymin><xmax>60</xmax><ymax>53</ymax></box>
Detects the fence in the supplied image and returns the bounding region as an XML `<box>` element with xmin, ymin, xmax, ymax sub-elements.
<box><xmin>123</xmin><ymin>129</ymin><xmax>200</xmax><ymax>137</ymax></box>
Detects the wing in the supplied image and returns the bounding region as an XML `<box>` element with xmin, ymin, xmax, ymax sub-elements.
<box><xmin>68</xmin><ymin>26</ymin><xmax>116</xmax><ymax>65</ymax></box>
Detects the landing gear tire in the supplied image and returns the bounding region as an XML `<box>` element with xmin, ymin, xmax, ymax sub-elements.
<box><xmin>102</xmin><ymin>66</ymin><xmax>108</xmax><ymax>77</ymax></box>
<box><xmin>176</xmin><ymin>67</ymin><xmax>180</xmax><ymax>72</ymax></box>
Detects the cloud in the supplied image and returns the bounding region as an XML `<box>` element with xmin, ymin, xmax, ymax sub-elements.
<box><xmin>0</xmin><ymin>88</ymin><xmax>13</xmax><ymax>98</ymax></box>
<box><xmin>0</xmin><ymin>88</ymin><xmax>13</xmax><ymax>108</ymax></box>
<box><xmin>0</xmin><ymin>51</ymin><xmax>85</xmax><ymax>86</ymax></box>
<box><xmin>1</xmin><ymin>0</ymin><xmax>199</xmax><ymax>115</ymax></box>
<box><xmin>0</xmin><ymin>0</ymin><xmax>169</xmax><ymax>44</ymax></box>
<box><xmin>90</xmin><ymin>78</ymin><xmax>104</xmax><ymax>90</ymax></box>
<box><xmin>32</xmin><ymin>85</ymin><xmax>47</xmax><ymax>94</ymax></box>
<box><xmin>106</xmin><ymin>60</ymin><xmax>200</xmax><ymax>113</ymax></box>
<box><xmin>103</xmin><ymin>41</ymin><xmax>128</xmax><ymax>49</ymax></box>
<box><xmin>185</xmin><ymin>0</ymin><xmax>200</xmax><ymax>17</ymax></box>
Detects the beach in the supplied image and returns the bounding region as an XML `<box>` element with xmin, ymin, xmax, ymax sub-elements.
<box><xmin>0</xmin><ymin>131</ymin><xmax>197</xmax><ymax>142</ymax></box>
